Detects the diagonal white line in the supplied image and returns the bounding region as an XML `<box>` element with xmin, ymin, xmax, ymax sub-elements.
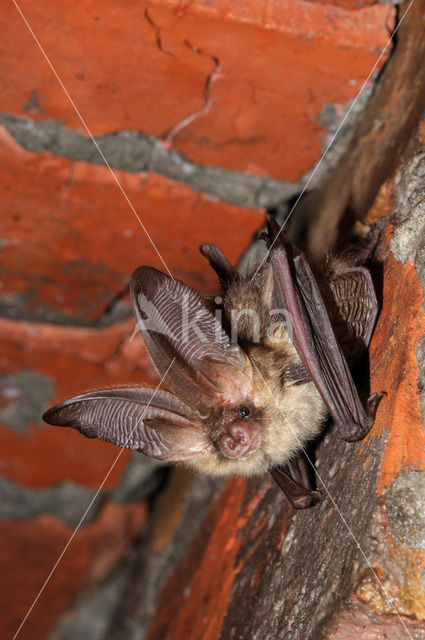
<box><xmin>251</xmin><ymin>0</ymin><xmax>416</xmax><ymax>282</ymax></box>
<box><xmin>12</xmin><ymin>358</ymin><xmax>176</xmax><ymax>640</ymax></box>
<box><xmin>250</xmin><ymin>359</ymin><xmax>414</xmax><ymax>640</ymax></box>
<box><xmin>10</xmin><ymin>0</ymin><xmax>174</xmax><ymax>280</ymax></box>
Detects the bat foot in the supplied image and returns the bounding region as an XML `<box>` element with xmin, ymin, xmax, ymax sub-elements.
<box><xmin>270</xmin><ymin>467</ymin><xmax>322</xmax><ymax>509</ymax></box>
<box><xmin>340</xmin><ymin>392</ymin><xmax>385</xmax><ymax>442</ymax></box>
<box><xmin>290</xmin><ymin>489</ymin><xmax>321</xmax><ymax>510</ymax></box>
<box><xmin>341</xmin><ymin>422</ymin><xmax>372</xmax><ymax>442</ymax></box>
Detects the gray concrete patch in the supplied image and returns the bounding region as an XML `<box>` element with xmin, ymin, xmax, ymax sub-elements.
<box><xmin>0</xmin><ymin>369</ymin><xmax>55</xmax><ymax>432</ymax></box>
<box><xmin>0</xmin><ymin>454</ymin><xmax>167</xmax><ymax>527</ymax></box>
<box><xmin>391</xmin><ymin>152</ymin><xmax>425</xmax><ymax>266</ymax></box>
<box><xmin>0</xmin><ymin>477</ymin><xmax>100</xmax><ymax>526</ymax></box>
<box><xmin>0</xmin><ymin>113</ymin><xmax>354</xmax><ymax>210</ymax></box>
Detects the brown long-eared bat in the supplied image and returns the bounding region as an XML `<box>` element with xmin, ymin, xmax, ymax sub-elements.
<box><xmin>43</xmin><ymin>216</ymin><xmax>380</xmax><ymax>509</ymax></box>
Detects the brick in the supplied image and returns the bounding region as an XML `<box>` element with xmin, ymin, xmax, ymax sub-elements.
<box><xmin>1</xmin><ymin>0</ymin><xmax>394</xmax><ymax>181</ymax></box>
<box><xmin>294</xmin><ymin>0</ymin><xmax>375</xmax><ymax>8</ymax></box>
<box><xmin>0</xmin><ymin>500</ymin><xmax>146</xmax><ymax>640</ymax></box>
<box><xmin>0</xmin><ymin>315</ymin><xmax>153</xmax><ymax>489</ymax></box>
<box><xmin>0</xmin><ymin>127</ymin><xmax>263</xmax><ymax>323</ymax></box>
<box><xmin>350</xmin><ymin>224</ymin><xmax>425</xmax><ymax>623</ymax></box>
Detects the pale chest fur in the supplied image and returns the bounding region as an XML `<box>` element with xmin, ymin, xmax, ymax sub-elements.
<box><xmin>188</xmin><ymin>330</ymin><xmax>328</xmax><ymax>478</ymax></box>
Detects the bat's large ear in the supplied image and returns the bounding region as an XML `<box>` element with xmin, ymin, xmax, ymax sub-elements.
<box><xmin>130</xmin><ymin>267</ymin><xmax>253</xmax><ymax>410</ymax></box>
<box><xmin>43</xmin><ymin>388</ymin><xmax>213</xmax><ymax>461</ymax></box>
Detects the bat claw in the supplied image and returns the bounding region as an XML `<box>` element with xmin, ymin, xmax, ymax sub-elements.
<box><xmin>341</xmin><ymin>392</ymin><xmax>385</xmax><ymax>442</ymax></box>
<box><xmin>290</xmin><ymin>489</ymin><xmax>321</xmax><ymax>510</ymax></box>
<box><xmin>367</xmin><ymin>391</ymin><xmax>386</xmax><ymax>420</ymax></box>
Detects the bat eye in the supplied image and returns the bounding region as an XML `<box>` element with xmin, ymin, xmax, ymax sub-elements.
<box><xmin>239</xmin><ymin>406</ymin><xmax>251</xmax><ymax>418</ymax></box>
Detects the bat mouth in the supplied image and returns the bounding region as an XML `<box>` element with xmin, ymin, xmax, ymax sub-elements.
<box><xmin>218</xmin><ymin>426</ymin><xmax>259</xmax><ymax>459</ymax></box>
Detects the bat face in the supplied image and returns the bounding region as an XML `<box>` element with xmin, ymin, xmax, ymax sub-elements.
<box><xmin>188</xmin><ymin>378</ymin><xmax>327</xmax><ymax>478</ymax></box>
<box><xmin>43</xmin><ymin>216</ymin><xmax>379</xmax><ymax>507</ymax></box>
<box><xmin>187</xmin><ymin>314</ymin><xmax>327</xmax><ymax>478</ymax></box>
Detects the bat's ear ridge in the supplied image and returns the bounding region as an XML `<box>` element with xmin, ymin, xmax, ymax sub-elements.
<box><xmin>129</xmin><ymin>265</ymin><xmax>253</xmax><ymax>405</ymax></box>
<box><xmin>42</xmin><ymin>387</ymin><xmax>213</xmax><ymax>462</ymax></box>
<box><xmin>43</xmin><ymin>386</ymin><xmax>196</xmax><ymax>424</ymax></box>
<box><xmin>130</xmin><ymin>265</ymin><xmax>170</xmax><ymax>302</ymax></box>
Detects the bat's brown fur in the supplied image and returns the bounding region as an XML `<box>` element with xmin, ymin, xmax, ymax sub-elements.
<box><xmin>186</xmin><ymin>263</ymin><xmax>327</xmax><ymax>477</ymax></box>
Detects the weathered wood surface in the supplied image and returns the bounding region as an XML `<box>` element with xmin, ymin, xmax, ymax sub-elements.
<box><xmin>305</xmin><ymin>0</ymin><xmax>425</xmax><ymax>257</ymax></box>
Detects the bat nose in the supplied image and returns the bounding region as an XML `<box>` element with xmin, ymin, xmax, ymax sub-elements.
<box><xmin>219</xmin><ymin>423</ymin><xmax>257</xmax><ymax>458</ymax></box>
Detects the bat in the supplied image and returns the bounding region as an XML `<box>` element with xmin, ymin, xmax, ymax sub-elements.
<box><xmin>43</xmin><ymin>215</ymin><xmax>380</xmax><ymax>509</ymax></box>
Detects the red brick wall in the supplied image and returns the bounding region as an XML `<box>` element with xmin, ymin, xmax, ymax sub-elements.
<box><xmin>0</xmin><ymin>1</ymin><xmax>395</xmax><ymax>638</ymax></box>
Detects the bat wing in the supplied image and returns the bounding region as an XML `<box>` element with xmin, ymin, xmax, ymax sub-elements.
<box><xmin>268</xmin><ymin>217</ymin><xmax>376</xmax><ymax>442</ymax></box>
<box><xmin>130</xmin><ymin>267</ymin><xmax>253</xmax><ymax>410</ymax></box>
<box><xmin>43</xmin><ymin>387</ymin><xmax>213</xmax><ymax>461</ymax></box>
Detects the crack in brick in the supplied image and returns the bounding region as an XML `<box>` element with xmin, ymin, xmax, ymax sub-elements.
<box><xmin>163</xmin><ymin>41</ymin><xmax>220</xmax><ymax>147</ymax></box>
<box><xmin>92</xmin><ymin>282</ymin><xmax>131</xmax><ymax>327</ymax></box>
<box><xmin>144</xmin><ymin>8</ymin><xmax>174</xmax><ymax>57</ymax></box>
